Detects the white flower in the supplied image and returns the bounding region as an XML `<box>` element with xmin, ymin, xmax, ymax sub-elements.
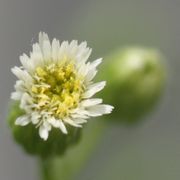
<box><xmin>11</xmin><ymin>32</ymin><xmax>114</xmax><ymax>140</ymax></box>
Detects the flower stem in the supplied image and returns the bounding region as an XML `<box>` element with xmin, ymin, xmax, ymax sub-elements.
<box><xmin>40</xmin><ymin>120</ymin><xmax>107</xmax><ymax>180</ymax></box>
<box><xmin>41</xmin><ymin>157</ymin><xmax>53</xmax><ymax>180</ymax></box>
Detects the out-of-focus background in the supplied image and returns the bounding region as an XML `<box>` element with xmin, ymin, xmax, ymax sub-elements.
<box><xmin>0</xmin><ymin>0</ymin><xmax>180</xmax><ymax>180</ymax></box>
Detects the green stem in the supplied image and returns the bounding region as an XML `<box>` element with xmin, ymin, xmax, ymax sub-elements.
<box><xmin>41</xmin><ymin>157</ymin><xmax>53</xmax><ymax>180</ymax></box>
<box><xmin>40</xmin><ymin>120</ymin><xmax>107</xmax><ymax>180</ymax></box>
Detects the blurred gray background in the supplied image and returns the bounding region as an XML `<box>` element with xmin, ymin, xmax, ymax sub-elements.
<box><xmin>0</xmin><ymin>0</ymin><xmax>180</xmax><ymax>179</ymax></box>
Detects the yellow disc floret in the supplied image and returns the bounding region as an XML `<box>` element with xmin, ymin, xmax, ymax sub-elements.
<box><xmin>31</xmin><ymin>60</ymin><xmax>84</xmax><ymax>119</ymax></box>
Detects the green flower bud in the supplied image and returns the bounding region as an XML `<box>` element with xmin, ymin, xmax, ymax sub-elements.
<box><xmin>8</xmin><ymin>101</ymin><xmax>81</xmax><ymax>157</ymax></box>
<box><xmin>99</xmin><ymin>47</ymin><xmax>166</xmax><ymax>123</ymax></box>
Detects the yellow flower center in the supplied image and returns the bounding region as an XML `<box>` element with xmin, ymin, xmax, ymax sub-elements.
<box><xmin>31</xmin><ymin>60</ymin><xmax>84</xmax><ymax>119</ymax></box>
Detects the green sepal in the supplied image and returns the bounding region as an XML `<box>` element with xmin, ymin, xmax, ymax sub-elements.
<box><xmin>8</xmin><ymin>101</ymin><xmax>82</xmax><ymax>157</ymax></box>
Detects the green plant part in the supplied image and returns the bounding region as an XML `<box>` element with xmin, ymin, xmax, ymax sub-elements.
<box><xmin>98</xmin><ymin>47</ymin><xmax>166</xmax><ymax>123</ymax></box>
<box><xmin>8</xmin><ymin>101</ymin><xmax>81</xmax><ymax>158</ymax></box>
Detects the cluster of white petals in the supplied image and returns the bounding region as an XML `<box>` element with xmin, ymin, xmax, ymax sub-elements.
<box><xmin>11</xmin><ymin>32</ymin><xmax>113</xmax><ymax>140</ymax></box>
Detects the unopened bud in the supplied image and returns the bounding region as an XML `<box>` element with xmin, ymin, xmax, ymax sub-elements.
<box><xmin>98</xmin><ymin>47</ymin><xmax>166</xmax><ymax>123</ymax></box>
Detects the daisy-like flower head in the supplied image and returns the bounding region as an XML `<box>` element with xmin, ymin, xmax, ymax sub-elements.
<box><xmin>11</xmin><ymin>32</ymin><xmax>114</xmax><ymax>140</ymax></box>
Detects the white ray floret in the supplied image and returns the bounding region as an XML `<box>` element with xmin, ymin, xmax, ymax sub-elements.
<box><xmin>11</xmin><ymin>32</ymin><xmax>114</xmax><ymax>140</ymax></box>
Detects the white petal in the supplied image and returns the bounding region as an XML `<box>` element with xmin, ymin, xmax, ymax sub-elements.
<box><xmin>76</xmin><ymin>41</ymin><xmax>87</xmax><ymax>55</ymax></box>
<box><xmin>77</xmin><ymin>62</ymin><xmax>89</xmax><ymax>76</ymax></box>
<box><xmin>29</xmin><ymin>52</ymin><xmax>43</xmax><ymax>68</ymax></box>
<box><xmin>70</xmin><ymin>40</ymin><xmax>78</xmax><ymax>47</ymax></box>
<box><xmin>48</xmin><ymin>117</ymin><xmax>67</xmax><ymax>134</ymax></box>
<box><xmin>61</xmin><ymin>41</ymin><xmax>69</xmax><ymax>50</ymax></box>
<box><xmin>81</xmin><ymin>98</ymin><xmax>102</xmax><ymax>107</ymax></box>
<box><xmin>79</xmin><ymin>41</ymin><xmax>87</xmax><ymax>49</ymax></box>
<box><xmin>76</xmin><ymin>41</ymin><xmax>88</xmax><ymax>58</ymax></box>
<box><xmin>71</xmin><ymin>113</ymin><xmax>89</xmax><ymax>119</ymax></box>
<box><xmin>69</xmin><ymin>40</ymin><xmax>78</xmax><ymax>55</ymax></box>
<box><xmin>15</xmin><ymin>115</ymin><xmax>30</xmax><ymax>126</ymax></box>
<box><xmin>71</xmin><ymin>108</ymin><xmax>88</xmax><ymax>115</ymax></box>
<box><xmin>86</xmin><ymin>104</ymin><xmax>114</xmax><ymax>117</ymax></box>
<box><xmin>58</xmin><ymin>41</ymin><xmax>68</xmax><ymax>60</ymax></box>
<box><xmin>31</xmin><ymin>112</ymin><xmax>40</xmax><ymax>124</ymax></box>
<box><xmin>32</xmin><ymin>43</ymin><xmax>43</xmax><ymax>61</ymax></box>
<box><xmin>73</xmin><ymin>118</ymin><xmax>87</xmax><ymax>124</ymax></box>
<box><xmin>76</xmin><ymin>47</ymin><xmax>92</xmax><ymax>63</ymax></box>
<box><xmin>47</xmin><ymin>117</ymin><xmax>59</xmax><ymax>128</ymax></box>
<box><xmin>42</xmin><ymin>40</ymin><xmax>51</xmax><ymax>60</ymax></box>
<box><xmin>39</xmin><ymin>32</ymin><xmax>49</xmax><ymax>49</ymax></box>
<box><xmin>64</xmin><ymin>118</ymin><xmax>82</xmax><ymax>127</ymax></box>
<box><xmin>32</xmin><ymin>43</ymin><xmax>42</xmax><ymax>55</ymax></box>
<box><xmin>20</xmin><ymin>93</ymin><xmax>33</xmax><ymax>111</ymax></box>
<box><xmin>11</xmin><ymin>92</ymin><xmax>22</xmax><ymax>100</ymax></box>
<box><xmin>14</xmin><ymin>80</ymin><xmax>25</xmax><ymax>91</ymax></box>
<box><xmin>81</xmin><ymin>48</ymin><xmax>92</xmax><ymax>63</ymax></box>
<box><xmin>83</xmin><ymin>81</ymin><xmax>106</xmax><ymax>98</ymax></box>
<box><xmin>11</xmin><ymin>67</ymin><xmax>33</xmax><ymax>83</ymax></box>
<box><xmin>52</xmin><ymin>38</ymin><xmax>60</xmax><ymax>61</ymax></box>
<box><xmin>85</xmin><ymin>69</ymin><xmax>97</xmax><ymax>83</ymax></box>
<box><xmin>39</xmin><ymin>125</ymin><xmax>49</xmax><ymax>141</ymax></box>
<box><xmin>89</xmin><ymin>58</ymin><xmax>102</xmax><ymax>70</ymax></box>
<box><xmin>85</xmin><ymin>58</ymin><xmax>102</xmax><ymax>81</ymax></box>
<box><xmin>43</xmin><ymin>121</ymin><xmax>52</xmax><ymax>131</ymax></box>
<box><xmin>20</xmin><ymin>54</ymin><xmax>34</xmax><ymax>72</ymax></box>
<box><xmin>59</xmin><ymin>120</ymin><xmax>68</xmax><ymax>134</ymax></box>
